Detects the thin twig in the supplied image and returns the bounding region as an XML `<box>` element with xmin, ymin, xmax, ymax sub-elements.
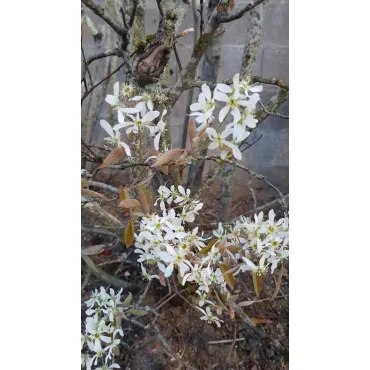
<box><xmin>241</xmin><ymin>134</ymin><xmax>263</xmax><ymax>152</ymax></box>
<box><xmin>81</xmin><ymin>270</ymin><xmax>91</xmax><ymax>291</ymax></box>
<box><xmin>209</xmin><ymin>338</ymin><xmax>245</xmax><ymax>345</ymax></box>
<box><xmin>173</xmin><ymin>43</ymin><xmax>183</xmax><ymax>71</ymax></box>
<box><xmin>120</xmin><ymin>7</ymin><xmax>129</xmax><ymax>30</ymax></box>
<box><xmin>155</xmin><ymin>288</ymin><xmax>188</xmax><ymax>310</ymax></box>
<box><xmin>258</xmin><ymin>100</ymin><xmax>289</xmax><ymax>119</ymax></box>
<box><xmin>199</xmin><ymin>0</ymin><xmax>204</xmax><ymax>36</ymax></box>
<box><xmin>156</xmin><ymin>0</ymin><xmax>164</xmax><ymax>18</ymax></box>
<box><xmin>218</xmin><ymin>0</ymin><xmax>267</xmax><ymax>23</ymax></box>
<box><xmin>271</xmin><ymin>263</ymin><xmax>285</xmax><ymax>301</ymax></box>
<box><xmin>137</xmin><ymin>280</ymin><xmax>152</xmax><ymax>306</ymax></box>
<box><xmin>228</xmin><ymin>320</ymin><xmax>237</xmax><ymax>359</ymax></box>
<box><xmin>81</xmin><ymin>62</ymin><xmax>125</xmax><ymax>104</ymax></box>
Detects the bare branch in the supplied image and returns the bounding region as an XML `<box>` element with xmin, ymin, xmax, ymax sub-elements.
<box><xmin>155</xmin><ymin>0</ymin><xmax>164</xmax><ymax>18</ymax></box>
<box><xmin>81</xmin><ymin>62</ymin><xmax>125</xmax><ymax>104</ymax></box>
<box><xmin>218</xmin><ymin>0</ymin><xmax>267</xmax><ymax>23</ymax></box>
<box><xmin>81</xmin><ymin>0</ymin><xmax>127</xmax><ymax>37</ymax></box>
<box><xmin>173</xmin><ymin>43</ymin><xmax>183</xmax><ymax>71</ymax></box>
<box><xmin>258</xmin><ymin>100</ymin><xmax>289</xmax><ymax>119</ymax></box>
<box><xmin>129</xmin><ymin>0</ymin><xmax>138</xmax><ymax>28</ymax></box>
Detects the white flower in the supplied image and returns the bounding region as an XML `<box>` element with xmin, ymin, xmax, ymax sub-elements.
<box><xmin>214</xmin><ymin>73</ymin><xmax>249</xmax><ymax>122</ymax></box>
<box><xmin>206</xmin><ymin>128</ymin><xmax>242</xmax><ymax>160</ymax></box>
<box><xmin>196</xmin><ymin>289</ymin><xmax>214</xmax><ymax>307</ymax></box>
<box><xmin>240</xmin><ymin>79</ymin><xmax>263</xmax><ymax>97</ymax></box>
<box><xmin>96</xmin><ymin>363</ymin><xmax>120</xmax><ymax>370</ymax></box>
<box><xmin>174</xmin><ymin>185</ymin><xmax>191</xmax><ymax>204</ymax></box>
<box><xmin>120</xmin><ymin>83</ymin><xmax>134</xmax><ymax>98</ymax></box>
<box><xmin>105</xmin><ymin>82</ymin><xmax>120</xmax><ymax>108</ymax></box>
<box><xmin>130</xmin><ymin>93</ymin><xmax>154</xmax><ymax>113</ymax></box>
<box><xmin>115</xmin><ymin>110</ymin><xmax>160</xmax><ymax>135</ymax></box>
<box><xmin>241</xmin><ymin>255</ymin><xmax>268</xmax><ymax>276</ymax></box>
<box><xmin>141</xmin><ymin>264</ymin><xmax>159</xmax><ymax>281</ymax></box>
<box><xmin>196</xmin><ymin>306</ymin><xmax>224</xmax><ymax>327</ymax></box>
<box><xmin>147</xmin><ymin>109</ymin><xmax>167</xmax><ymax>150</ymax></box>
<box><xmin>81</xmin><ymin>353</ymin><xmax>92</xmax><ymax>370</ymax></box>
<box><xmin>159</xmin><ymin>245</ymin><xmax>190</xmax><ymax>277</ymax></box>
<box><xmin>190</xmin><ymin>84</ymin><xmax>216</xmax><ymax>130</ymax></box>
<box><xmin>100</xmin><ymin>120</ymin><xmax>131</xmax><ymax>156</ymax></box>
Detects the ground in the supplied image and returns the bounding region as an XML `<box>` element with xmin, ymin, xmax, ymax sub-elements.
<box><xmin>82</xmin><ymin>179</ymin><xmax>289</xmax><ymax>370</ymax></box>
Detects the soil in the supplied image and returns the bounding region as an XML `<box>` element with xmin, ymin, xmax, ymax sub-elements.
<box><xmin>82</xmin><ymin>180</ymin><xmax>289</xmax><ymax>370</ymax></box>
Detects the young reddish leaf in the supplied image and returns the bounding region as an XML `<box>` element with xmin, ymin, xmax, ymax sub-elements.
<box><xmin>137</xmin><ymin>187</ymin><xmax>150</xmax><ymax>214</ymax></box>
<box><xmin>119</xmin><ymin>199</ymin><xmax>141</xmax><ymax>209</ymax></box>
<box><xmin>229</xmin><ymin>0</ymin><xmax>235</xmax><ymax>10</ymax></box>
<box><xmin>201</xmin><ymin>239</ymin><xmax>218</xmax><ymax>255</ymax></box>
<box><xmin>98</xmin><ymin>146</ymin><xmax>125</xmax><ymax>169</ymax></box>
<box><xmin>189</xmin><ymin>120</ymin><xmax>197</xmax><ymax>145</ymax></box>
<box><xmin>137</xmin><ymin>186</ymin><xmax>151</xmax><ymax>212</ymax></box>
<box><xmin>160</xmin><ymin>165</ymin><xmax>169</xmax><ymax>175</ymax></box>
<box><xmin>252</xmin><ymin>272</ymin><xmax>263</xmax><ymax>297</ymax></box>
<box><xmin>220</xmin><ymin>263</ymin><xmax>235</xmax><ymax>290</ymax></box>
<box><xmin>81</xmin><ymin>188</ymin><xmax>109</xmax><ymax>200</ymax></box>
<box><xmin>151</xmin><ymin>148</ymin><xmax>183</xmax><ymax>167</ymax></box>
<box><xmin>119</xmin><ymin>188</ymin><xmax>130</xmax><ymax>213</ymax></box>
<box><xmin>124</xmin><ymin>220</ymin><xmax>134</xmax><ymax>248</ymax></box>
<box><xmin>227</xmin><ymin>245</ymin><xmax>239</xmax><ymax>254</ymax></box>
<box><xmin>198</xmin><ymin>124</ymin><xmax>209</xmax><ymax>139</ymax></box>
<box><xmin>158</xmin><ymin>271</ymin><xmax>166</xmax><ymax>286</ymax></box>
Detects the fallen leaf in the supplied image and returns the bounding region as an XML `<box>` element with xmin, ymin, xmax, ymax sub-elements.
<box><xmin>98</xmin><ymin>146</ymin><xmax>125</xmax><ymax>169</ymax></box>
<box><xmin>238</xmin><ymin>300</ymin><xmax>256</xmax><ymax>307</ymax></box>
<box><xmin>124</xmin><ymin>220</ymin><xmax>134</xmax><ymax>248</ymax></box>
<box><xmin>151</xmin><ymin>148</ymin><xmax>183</xmax><ymax>167</ymax></box>
<box><xmin>119</xmin><ymin>199</ymin><xmax>141</xmax><ymax>209</ymax></box>
<box><xmin>81</xmin><ymin>188</ymin><xmax>109</xmax><ymax>200</ymax></box>
<box><xmin>251</xmin><ymin>317</ymin><xmax>273</xmax><ymax>325</ymax></box>
<box><xmin>81</xmin><ymin>244</ymin><xmax>104</xmax><ymax>256</ymax></box>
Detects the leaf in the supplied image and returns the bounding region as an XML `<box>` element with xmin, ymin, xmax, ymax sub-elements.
<box><xmin>252</xmin><ymin>272</ymin><xmax>263</xmax><ymax>297</ymax></box>
<box><xmin>98</xmin><ymin>146</ymin><xmax>125</xmax><ymax>169</ymax></box>
<box><xmin>137</xmin><ymin>187</ymin><xmax>150</xmax><ymax>214</ymax></box>
<box><xmin>201</xmin><ymin>239</ymin><xmax>218</xmax><ymax>255</ymax></box>
<box><xmin>220</xmin><ymin>263</ymin><xmax>235</xmax><ymax>290</ymax></box>
<box><xmin>189</xmin><ymin>120</ymin><xmax>197</xmax><ymax>145</ymax></box>
<box><xmin>226</xmin><ymin>293</ymin><xmax>239</xmax><ymax>304</ymax></box>
<box><xmin>119</xmin><ymin>188</ymin><xmax>130</xmax><ymax>213</ymax></box>
<box><xmin>119</xmin><ymin>199</ymin><xmax>141</xmax><ymax>209</ymax></box>
<box><xmin>238</xmin><ymin>300</ymin><xmax>256</xmax><ymax>308</ymax></box>
<box><xmin>227</xmin><ymin>245</ymin><xmax>239</xmax><ymax>254</ymax></box>
<box><xmin>81</xmin><ymin>245</ymin><xmax>104</xmax><ymax>256</ymax></box>
<box><xmin>160</xmin><ymin>165</ymin><xmax>169</xmax><ymax>175</ymax></box>
<box><xmin>198</xmin><ymin>124</ymin><xmax>209</xmax><ymax>138</ymax></box>
<box><xmin>81</xmin><ymin>188</ymin><xmax>109</xmax><ymax>200</ymax></box>
<box><xmin>158</xmin><ymin>271</ymin><xmax>166</xmax><ymax>286</ymax></box>
<box><xmin>251</xmin><ymin>317</ymin><xmax>273</xmax><ymax>325</ymax></box>
<box><xmin>127</xmin><ymin>308</ymin><xmax>147</xmax><ymax>316</ymax></box>
<box><xmin>122</xmin><ymin>292</ymin><xmax>133</xmax><ymax>306</ymax></box>
<box><xmin>151</xmin><ymin>148</ymin><xmax>183</xmax><ymax>167</ymax></box>
<box><xmin>124</xmin><ymin>220</ymin><xmax>134</xmax><ymax>248</ymax></box>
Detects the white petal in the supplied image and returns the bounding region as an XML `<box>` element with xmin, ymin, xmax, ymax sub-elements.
<box><xmin>130</xmin><ymin>95</ymin><xmax>143</xmax><ymax>101</ymax></box>
<box><xmin>250</xmin><ymin>85</ymin><xmax>263</xmax><ymax>93</ymax></box>
<box><xmin>201</xmin><ymin>84</ymin><xmax>212</xmax><ymax>100</ymax></box>
<box><xmin>164</xmin><ymin>263</ymin><xmax>174</xmax><ymax>277</ymax></box>
<box><xmin>208</xmin><ymin>142</ymin><xmax>219</xmax><ymax>150</ymax></box>
<box><xmin>143</xmin><ymin>110</ymin><xmax>160</xmax><ymax>122</ymax></box>
<box><xmin>233</xmin><ymin>73</ymin><xmax>240</xmax><ymax>91</ymax></box>
<box><xmin>121</xmin><ymin>107</ymin><xmax>140</xmax><ymax>114</ymax></box>
<box><xmin>231</xmin><ymin>146</ymin><xmax>242</xmax><ymax>160</ymax></box>
<box><xmin>219</xmin><ymin>106</ymin><xmax>230</xmax><ymax>122</ymax></box>
<box><xmin>100</xmin><ymin>120</ymin><xmax>114</xmax><ymax>138</ymax></box>
<box><xmin>213</xmin><ymin>90</ymin><xmax>229</xmax><ymax>102</ymax></box>
<box><xmin>178</xmin><ymin>185</ymin><xmax>185</xmax><ymax>195</ymax></box>
<box><xmin>231</xmin><ymin>108</ymin><xmax>241</xmax><ymax>123</ymax></box>
<box><xmin>120</xmin><ymin>141</ymin><xmax>131</xmax><ymax>156</ymax></box>
<box><xmin>154</xmin><ymin>133</ymin><xmax>161</xmax><ymax>150</ymax></box>
<box><xmin>245</xmin><ymin>117</ymin><xmax>257</xmax><ymax>129</ymax></box>
<box><xmin>147</xmin><ymin>100</ymin><xmax>154</xmax><ymax>111</ymax></box>
<box><xmin>117</xmin><ymin>109</ymin><xmax>125</xmax><ymax>124</ymax></box>
<box><xmin>206</xmin><ymin>127</ymin><xmax>217</xmax><ymax>138</ymax></box>
<box><xmin>105</xmin><ymin>95</ymin><xmax>117</xmax><ymax>105</ymax></box>
<box><xmin>216</xmin><ymin>84</ymin><xmax>232</xmax><ymax>94</ymax></box>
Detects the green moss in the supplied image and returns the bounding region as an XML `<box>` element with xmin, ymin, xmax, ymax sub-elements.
<box><xmin>166</xmin><ymin>10</ymin><xmax>178</xmax><ymax>21</ymax></box>
<box><xmin>135</xmin><ymin>40</ymin><xmax>146</xmax><ymax>53</ymax></box>
<box><xmin>145</xmin><ymin>34</ymin><xmax>154</xmax><ymax>44</ymax></box>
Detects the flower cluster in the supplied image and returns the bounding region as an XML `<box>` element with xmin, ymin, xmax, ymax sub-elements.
<box><xmin>100</xmin><ymin>82</ymin><xmax>166</xmax><ymax>155</ymax></box>
<box><xmin>135</xmin><ymin>187</ymin><xmax>289</xmax><ymax>328</ymax></box>
<box><xmin>100</xmin><ymin>74</ymin><xmax>262</xmax><ymax>163</ymax></box>
<box><xmin>81</xmin><ymin>287</ymin><xmax>125</xmax><ymax>370</ymax></box>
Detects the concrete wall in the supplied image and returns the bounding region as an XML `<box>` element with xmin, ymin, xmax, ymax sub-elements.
<box><xmin>84</xmin><ymin>0</ymin><xmax>289</xmax><ymax>192</ymax></box>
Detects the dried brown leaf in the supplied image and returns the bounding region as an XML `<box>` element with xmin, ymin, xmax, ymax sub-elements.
<box><xmin>159</xmin><ymin>271</ymin><xmax>166</xmax><ymax>286</ymax></box>
<box><xmin>81</xmin><ymin>188</ymin><xmax>109</xmax><ymax>200</ymax></box>
<box><xmin>81</xmin><ymin>179</ymin><xmax>89</xmax><ymax>188</ymax></box>
<box><xmin>238</xmin><ymin>300</ymin><xmax>256</xmax><ymax>308</ymax></box>
<box><xmin>251</xmin><ymin>317</ymin><xmax>273</xmax><ymax>325</ymax></box>
<box><xmin>252</xmin><ymin>272</ymin><xmax>263</xmax><ymax>297</ymax></box>
<box><xmin>201</xmin><ymin>239</ymin><xmax>218</xmax><ymax>255</ymax></box>
<box><xmin>160</xmin><ymin>165</ymin><xmax>169</xmax><ymax>175</ymax></box>
<box><xmin>124</xmin><ymin>220</ymin><xmax>134</xmax><ymax>248</ymax></box>
<box><xmin>151</xmin><ymin>148</ymin><xmax>183</xmax><ymax>167</ymax></box>
<box><xmin>119</xmin><ymin>199</ymin><xmax>141</xmax><ymax>209</ymax></box>
<box><xmin>189</xmin><ymin>120</ymin><xmax>197</xmax><ymax>145</ymax></box>
<box><xmin>220</xmin><ymin>263</ymin><xmax>235</xmax><ymax>290</ymax></box>
<box><xmin>98</xmin><ymin>146</ymin><xmax>125</xmax><ymax>169</ymax></box>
